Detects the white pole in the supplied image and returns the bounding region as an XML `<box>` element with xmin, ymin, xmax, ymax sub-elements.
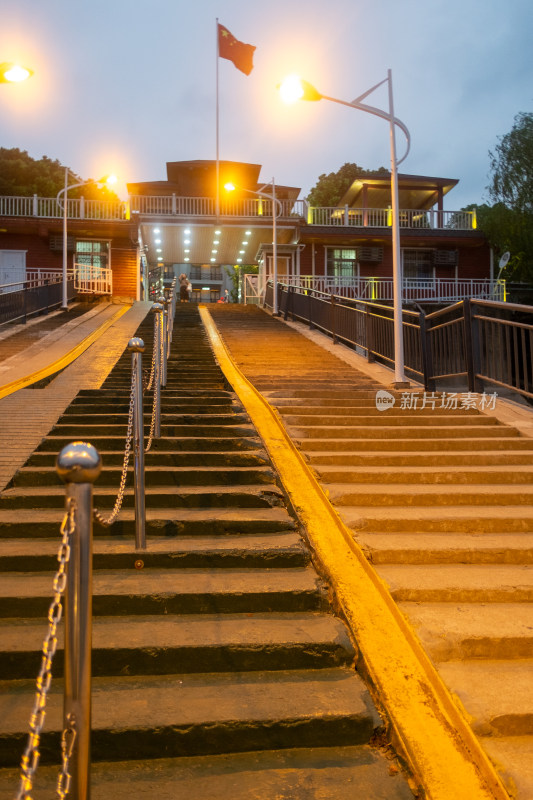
<box><xmin>388</xmin><ymin>70</ymin><xmax>406</xmax><ymax>384</ymax></box>
<box><xmin>62</xmin><ymin>166</ymin><xmax>68</xmax><ymax>309</ymax></box>
<box><xmin>272</xmin><ymin>177</ymin><xmax>278</xmax><ymax>315</ymax></box>
<box><xmin>215</xmin><ymin>18</ymin><xmax>220</xmax><ymax>218</ymax></box>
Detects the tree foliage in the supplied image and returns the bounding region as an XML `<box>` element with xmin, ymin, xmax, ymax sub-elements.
<box><xmin>306</xmin><ymin>162</ymin><xmax>388</xmax><ymax>207</ymax></box>
<box><xmin>0</xmin><ymin>148</ymin><xmax>119</xmax><ymax>200</ymax></box>
<box><xmin>476</xmin><ymin>113</ymin><xmax>533</xmax><ymax>283</ymax></box>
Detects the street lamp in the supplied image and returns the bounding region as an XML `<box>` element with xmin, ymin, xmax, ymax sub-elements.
<box><xmin>279</xmin><ymin>72</ymin><xmax>411</xmax><ymax>385</ymax></box>
<box><xmin>224</xmin><ymin>178</ymin><xmax>283</xmax><ymax>315</ymax></box>
<box><xmin>57</xmin><ymin>169</ymin><xmax>117</xmax><ymax>309</ymax></box>
<box><xmin>0</xmin><ymin>63</ymin><xmax>33</xmax><ymax>83</ymax></box>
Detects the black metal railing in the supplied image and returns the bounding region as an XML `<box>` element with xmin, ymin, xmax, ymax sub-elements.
<box><xmin>0</xmin><ymin>279</ymin><xmax>76</xmax><ymax>327</ymax></box>
<box><xmin>266</xmin><ymin>281</ymin><xmax>533</xmax><ymax>400</ymax></box>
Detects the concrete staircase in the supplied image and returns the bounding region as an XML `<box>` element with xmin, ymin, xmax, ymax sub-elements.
<box><xmin>0</xmin><ymin>305</ymin><xmax>412</xmax><ymax>798</ymax></box>
<box><xmin>209</xmin><ymin>305</ymin><xmax>533</xmax><ymax>799</ymax></box>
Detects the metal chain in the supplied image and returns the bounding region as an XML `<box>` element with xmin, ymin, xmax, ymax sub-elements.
<box><xmin>144</xmin><ymin>313</ymin><xmax>160</xmax><ymax>452</ymax></box>
<box><xmin>16</xmin><ymin>499</ymin><xmax>76</xmax><ymax>800</ymax></box>
<box><xmin>93</xmin><ymin>360</ymin><xmax>136</xmax><ymax>527</ymax></box>
<box><xmin>56</xmin><ymin>713</ymin><xmax>77</xmax><ymax>799</ymax></box>
<box><xmin>145</xmin><ymin>316</ymin><xmax>157</xmax><ymax>393</ymax></box>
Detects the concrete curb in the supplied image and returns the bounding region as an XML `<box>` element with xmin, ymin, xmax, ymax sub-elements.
<box><xmin>0</xmin><ymin>304</ymin><xmax>131</xmax><ymax>400</ymax></box>
<box><xmin>200</xmin><ymin>305</ymin><xmax>510</xmax><ymax>800</ymax></box>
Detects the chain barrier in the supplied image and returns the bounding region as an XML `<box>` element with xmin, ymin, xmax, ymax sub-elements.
<box><xmin>93</xmin><ymin>360</ymin><xmax>136</xmax><ymax>527</ymax></box>
<box><xmin>16</xmin><ymin>499</ymin><xmax>77</xmax><ymax>800</ymax></box>
<box><xmin>144</xmin><ymin>314</ymin><xmax>159</xmax><ymax>452</ymax></box>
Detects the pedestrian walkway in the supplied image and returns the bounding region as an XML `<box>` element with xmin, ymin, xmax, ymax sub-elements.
<box><xmin>0</xmin><ymin>301</ymin><xmax>151</xmax><ymax>491</ymax></box>
<box><xmin>206</xmin><ymin>303</ymin><xmax>533</xmax><ymax>800</ymax></box>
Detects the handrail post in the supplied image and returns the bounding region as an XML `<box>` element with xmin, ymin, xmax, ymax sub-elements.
<box><xmin>365</xmin><ymin>305</ymin><xmax>375</xmax><ymax>363</ymax></box>
<box><xmin>128</xmin><ymin>338</ymin><xmax>146</xmax><ymax>550</ymax></box>
<box><xmin>463</xmin><ymin>299</ymin><xmax>483</xmax><ymax>393</ymax></box>
<box><xmin>419</xmin><ymin>307</ymin><xmax>435</xmax><ymax>391</ymax></box>
<box><xmin>152</xmin><ymin>303</ymin><xmax>163</xmax><ymax>438</ymax></box>
<box><xmin>157</xmin><ymin>295</ymin><xmax>167</xmax><ymax>388</ymax></box>
<box><xmin>164</xmin><ymin>286</ymin><xmax>173</xmax><ymax>351</ymax></box>
<box><xmin>331</xmin><ymin>294</ymin><xmax>338</xmax><ymax>344</ymax></box>
<box><xmin>56</xmin><ymin>441</ymin><xmax>102</xmax><ymax>800</ymax></box>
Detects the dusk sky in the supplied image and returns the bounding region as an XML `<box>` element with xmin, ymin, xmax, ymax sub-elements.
<box><xmin>1</xmin><ymin>0</ymin><xmax>531</xmax><ymax>210</ymax></box>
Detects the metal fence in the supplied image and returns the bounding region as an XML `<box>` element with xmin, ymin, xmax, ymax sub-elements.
<box><xmin>266</xmin><ymin>282</ymin><xmax>533</xmax><ymax>400</ymax></box>
<box><xmin>0</xmin><ymin>278</ymin><xmax>76</xmax><ymax>326</ymax></box>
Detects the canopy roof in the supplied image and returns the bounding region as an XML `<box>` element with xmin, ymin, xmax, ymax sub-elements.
<box><xmin>339</xmin><ymin>173</ymin><xmax>459</xmax><ymax>210</ymax></box>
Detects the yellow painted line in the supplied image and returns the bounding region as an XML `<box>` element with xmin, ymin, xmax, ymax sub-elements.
<box><xmin>0</xmin><ymin>304</ymin><xmax>131</xmax><ymax>400</ymax></box>
<box><xmin>200</xmin><ymin>306</ymin><xmax>509</xmax><ymax>800</ymax></box>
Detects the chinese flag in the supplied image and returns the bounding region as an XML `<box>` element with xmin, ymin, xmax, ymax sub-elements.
<box><xmin>218</xmin><ymin>23</ymin><xmax>256</xmax><ymax>76</ymax></box>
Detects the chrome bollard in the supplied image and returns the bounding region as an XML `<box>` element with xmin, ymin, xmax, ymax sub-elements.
<box><xmin>56</xmin><ymin>441</ymin><xmax>102</xmax><ymax>800</ymax></box>
<box><xmin>157</xmin><ymin>295</ymin><xmax>167</xmax><ymax>388</ymax></box>
<box><xmin>128</xmin><ymin>337</ymin><xmax>146</xmax><ymax>551</ymax></box>
<box><xmin>152</xmin><ymin>302</ymin><xmax>163</xmax><ymax>438</ymax></box>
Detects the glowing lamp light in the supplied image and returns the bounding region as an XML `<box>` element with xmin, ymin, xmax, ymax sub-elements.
<box><xmin>0</xmin><ymin>63</ymin><xmax>33</xmax><ymax>83</ymax></box>
<box><xmin>278</xmin><ymin>75</ymin><xmax>322</xmax><ymax>105</ymax></box>
<box><xmin>224</xmin><ymin>182</ymin><xmax>236</xmax><ymax>192</ymax></box>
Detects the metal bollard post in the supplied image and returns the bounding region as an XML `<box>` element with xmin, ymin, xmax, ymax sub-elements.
<box><xmin>157</xmin><ymin>295</ymin><xmax>167</xmax><ymax>388</ymax></box>
<box><xmin>128</xmin><ymin>338</ymin><xmax>146</xmax><ymax>550</ymax></box>
<box><xmin>152</xmin><ymin>303</ymin><xmax>163</xmax><ymax>438</ymax></box>
<box><xmin>164</xmin><ymin>286</ymin><xmax>172</xmax><ymax>349</ymax></box>
<box><xmin>56</xmin><ymin>441</ymin><xmax>102</xmax><ymax>800</ymax></box>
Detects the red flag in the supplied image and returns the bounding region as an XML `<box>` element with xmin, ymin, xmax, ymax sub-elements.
<box><xmin>218</xmin><ymin>23</ymin><xmax>255</xmax><ymax>76</ymax></box>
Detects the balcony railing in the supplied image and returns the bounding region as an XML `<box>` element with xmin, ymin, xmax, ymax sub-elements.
<box><xmin>0</xmin><ymin>194</ymin><xmax>476</xmax><ymax>231</ymax></box>
<box><xmin>271</xmin><ymin>276</ymin><xmax>506</xmax><ymax>303</ymax></box>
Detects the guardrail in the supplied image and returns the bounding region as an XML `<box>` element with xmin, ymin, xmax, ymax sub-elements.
<box><xmin>0</xmin><ymin>278</ymin><xmax>76</xmax><ymax>326</ymax></box>
<box><xmin>268</xmin><ymin>282</ymin><xmax>533</xmax><ymax>399</ymax></box>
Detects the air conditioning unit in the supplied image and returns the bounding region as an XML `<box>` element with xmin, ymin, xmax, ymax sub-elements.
<box><xmin>357</xmin><ymin>247</ymin><xmax>383</xmax><ymax>263</ymax></box>
<box><xmin>49</xmin><ymin>235</ymin><xmax>75</xmax><ymax>252</ymax></box>
<box><xmin>433</xmin><ymin>249</ymin><xmax>458</xmax><ymax>266</ymax></box>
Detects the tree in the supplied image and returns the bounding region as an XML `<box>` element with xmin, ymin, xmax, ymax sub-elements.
<box><xmin>306</xmin><ymin>162</ymin><xmax>388</xmax><ymax>207</ymax></box>
<box><xmin>0</xmin><ymin>148</ymin><xmax>119</xmax><ymax>200</ymax></box>
<box><xmin>476</xmin><ymin>113</ymin><xmax>533</xmax><ymax>283</ymax></box>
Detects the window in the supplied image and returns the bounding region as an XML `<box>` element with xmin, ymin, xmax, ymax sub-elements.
<box><xmin>402</xmin><ymin>249</ymin><xmax>434</xmax><ymax>280</ymax></box>
<box><xmin>326</xmin><ymin>248</ymin><xmax>358</xmax><ymax>278</ymax></box>
<box><xmin>75</xmin><ymin>241</ymin><xmax>109</xmax><ymax>269</ymax></box>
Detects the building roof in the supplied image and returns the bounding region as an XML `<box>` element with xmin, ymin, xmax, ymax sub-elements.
<box><xmin>339</xmin><ymin>173</ymin><xmax>459</xmax><ymax>210</ymax></box>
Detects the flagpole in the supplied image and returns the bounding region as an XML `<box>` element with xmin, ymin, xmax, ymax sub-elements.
<box><xmin>215</xmin><ymin>17</ymin><xmax>220</xmax><ymax>218</ymax></box>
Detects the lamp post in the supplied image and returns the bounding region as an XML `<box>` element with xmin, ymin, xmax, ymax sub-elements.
<box><xmin>57</xmin><ymin>170</ymin><xmax>117</xmax><ymax>309</ymax></box>
<box><xmin>224</xmin><ymin>178</ymin><xmax>283</xmax><ymax>315</ymax></box>
<box><xmin>279</xmin><ymin>72</ymin><xmax>411</xmax><ymax>385</ymax></box>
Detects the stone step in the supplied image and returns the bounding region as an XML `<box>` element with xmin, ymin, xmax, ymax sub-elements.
<box><xmin>308</xmin><ymin>452</ymin><xmax>533</xmax><ymax>467</ymax></box>
<box><xmin>36</xmin><ymin>435</ymin><xmax>263</xmax><ymax>453</ymax></box>
<box><xmin>377</xmin><ymin>563</ymin><xmax>533</xmax><ymax>602</ymax></box>
<box><xmin>0</xmin><ymin>668</ymin><xmax>376</xmax><ymax>767</ymax></box>
<box><xmin>0</xmin><ymin>611</ymin><xmax>354</xmax><ymax>678</ymax></box>
<box><xmin>0</xmin><ymin>506</ymin><xmax>296</xmax><ymax>538</ymax></box>
<box><xmin>11</xmin><ymin>465</ymin><xmax>277</xmax><ymax>487</ymax></box>
<box><xmin>300</xmin><ymin>437</ymin><xmax>533</xmax><ymax>452</ymax></box>
<box><xmin>0</xmin><ymin>484</ymin><xmax>285</xmax><ymax>509</ymax></box>
<box><xmin>328</xmin><ymin>483</ymin><xmax>533</xmax><ymax>507</ymax></box>
<box><xmin>0</xmin><ymin>532</ymin><xmax>308</xmax><ymax>571</ymax></box>
<box><xmin>355</xmin><ymin>531</ymin><xmax>533</xmax><ymax>564</ymax></box>
<box><xmin>0</xmin><ymin>565</ymin><xmax>325</xmax><ymax>618</ymax></box>
<box><xmin>340</xmin><ymin>505</ymin><xmax>533</xmax><ymax>532</ymax></box>
<box><xmin>396</xmin><ymin>602</ymin><xmax>533</xmax><ymax>661</ymax></box>
<box><xmin>275</xmin><ymin>402</ymin><xmax>482</xmax><ymax>414</ymax></box>
<box><xmin>50</xmin><ymin>424</ymin><xmax>257</xmax><ymax>438</ymax></box>
<box><xmin>436</xmin><ymin>659</ymin><xmax>533</xmax><ymax>736</ymax></box>
<box><xmin>315</xmin><ymin>464</ymin><xmax>533</xmax><ymax>484</ymax></box>
<box><xmin>0</xmin><ymin>745</ymin><xmax>414</xmax><ymax>800</ymax></box>
<box><xmin>283</xmin><ymin>414</ymin><xmax>497</xmax><ymax>427</ymax></box>
<box><xmin>25</xmin><ymin>449</ymin><xmax>271</xmax><ymax>468</ymax></box>
<box><xmin>289</xmin><ymin>424</ymin><xmax>517</xmax><ymax>440</ymax></box>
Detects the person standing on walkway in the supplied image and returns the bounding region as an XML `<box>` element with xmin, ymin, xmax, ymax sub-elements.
<box><xmin>179</xmin><ymin>273</ymin><xmax>189</xmax><ymax>302</ymax></box>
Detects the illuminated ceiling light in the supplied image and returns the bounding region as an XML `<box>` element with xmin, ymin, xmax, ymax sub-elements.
<box><xmin>153</xmin><ymin>228</ymin><xmax>160</xmax><ymax>233</ymax></box>
<box><xmin>245</xmin><ymin>231</ymin><xmax>251</xmax><ymax>235</ymax></box>
<box><xmin>155</xmin><ymin>239</ymin><xmax>162</xmax><ymax>244</ymax></box>
<box><xmin>241</xmin><ymin>241</ymin><xmax>248</xmax><ymax>245</ymax></box>
<box><xmin>210</xmin><ymin>258</ymin><xmax>216</xmax><ymax>262</ymax></box>
<box><xmin>184</xmin><ymin>257</ymin><xmax>190</xmax><ymax>262</ymax></box>
<box><xmin>237</xmin><ymin>258</ymin><xmax>243</xmax><ymax>263</ymax></box>
<box><xmin>211</xmin><ymin>249</ymin><xmax>217</xmax><ymax>254</ymax></box>
<box><xmin>184</xmin><ymin>228</ymin><xmax>191</xmax><ymax>234</ymax></box>
<box><xmin>213</xmin><ymin>240</ymin><xmax>220</xmax><ymax>245</ymax></box>
<box><xmin>184</xmin><ymin>239</ymin><xmax>191</xmax><ymax>245</ymax></box>
<box><xmin>239</xmin><ymin>250</ymin><xmax>245</xmax><ymax>254</ymax></box>
<box><xmin>156</xmin><ymin>248</ymin><xmax>162</xmax><ymax>253</ymax></box>
<box><xmin>215</xmin><ymin>229</ymin><xmax>221</xmax><ymax>234</ymax></box>
<box><xmin>184</xmin><ymin>249</ymin><xmax>190</xmax><ymax>253</ymax></box>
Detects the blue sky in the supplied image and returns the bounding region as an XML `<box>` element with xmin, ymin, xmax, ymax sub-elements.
<box><xmin>0</xmin><ymin>0</ymin><xmax>531</xmax><ymax>209</ymax></box>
